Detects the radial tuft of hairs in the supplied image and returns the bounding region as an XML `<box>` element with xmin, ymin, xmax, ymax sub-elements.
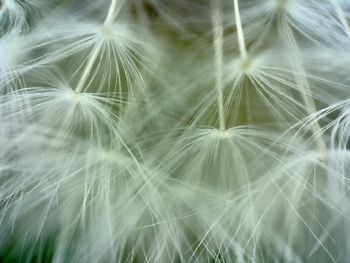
<box><xmin>1</xmin><ymin>0</ymin><xmax>350</xmax><ymax>262</ymax></box>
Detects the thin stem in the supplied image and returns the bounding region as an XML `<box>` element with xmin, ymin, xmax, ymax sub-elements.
<box><xmin>74</xmin><ymin>42</ymin><xmax>102</xmax><ymax>93</ymax></box>
<box><xmin>211</xmin><ymin>0</ymin><xmax>226</xmax><ymax>131</ymax></box>
<box><xmin>281</xmin><ymin>19</ymin><xmax>327</xmax><ymax>153</ymax></box>
<box><xmin>233</xmin><ymin>0</ymin><xmax>248</xmax><ymax>60</ymax></box>
<box><xmin>74</xmin><ymin>0</ymin><xmax>118</xmax><ymax>93</ymax></box>
<box><xmin>104</xmin><ymin>0</ymin><xmax>118</xmax><ymax>25</ymax></box>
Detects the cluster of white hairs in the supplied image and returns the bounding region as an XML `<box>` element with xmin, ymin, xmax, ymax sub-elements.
<box><xmin>1</xmin><ymin>0</ymin><xmax>350</xmax><ymax>262</ymax></box>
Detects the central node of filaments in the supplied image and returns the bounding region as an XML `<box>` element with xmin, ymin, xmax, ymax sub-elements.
<box><xmin>212</xmin><ymin>129</ymin><xmax>231</xmax><ymax>139</ymax></box>
<box><xmin>66</xmin><ymin>89</ymin><xmax>81</xmax><ymax>102</ymax></box>
<box><xmin>99</xmin><ymin>25</ymin><xmax>114</xmax><ymax>39</ymax></box>
<box><xmin>239</xmin><ymin>57</ymin><xmax>254</xmax><ymax>74</ymax></box>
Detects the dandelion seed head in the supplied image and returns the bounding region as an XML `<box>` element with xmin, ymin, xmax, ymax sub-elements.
<box><xmin>0</xmin><ymin>0</ymin><xmax>350</xmax><ymax>262</ymax></box>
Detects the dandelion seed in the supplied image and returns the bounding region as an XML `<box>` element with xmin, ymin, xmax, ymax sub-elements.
<box><xmin>25</xmin><ymin>1</ymin><xmax>154</xmax><ymax>98</ymax></box>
